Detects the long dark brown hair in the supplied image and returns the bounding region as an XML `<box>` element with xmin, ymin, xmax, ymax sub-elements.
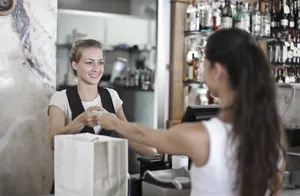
<box><xmin>205</xmin><ymin>29</ymin><xmax>287</xmax><ymax>196</ymax></box>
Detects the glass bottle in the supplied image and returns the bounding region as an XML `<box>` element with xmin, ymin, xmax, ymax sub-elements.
<box><xmin>221</xmin><ymin>0</ymin><xmax>233</xmax><ymax>28</ymax></box>
<box><xmin>252</xmin><ymin>1</ymin><xmax>262</xmax><ymax>36</ymax></box>
<box><xmin>261</xmin><ymin>3</ymin><xmax>271</xmax><ymax>37</ymax></box>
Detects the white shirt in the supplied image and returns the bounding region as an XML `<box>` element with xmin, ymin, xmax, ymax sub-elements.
<box><xmin>48</xmin><ymin>88</ymin><xmax>123</xmax><ymax>134</ymax></box>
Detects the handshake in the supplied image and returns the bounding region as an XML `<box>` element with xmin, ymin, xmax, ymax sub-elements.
<box><xmin>80</xmin><ymin>106</ymin><xmax>118</xmax><ymax>130</ymax></box>
<box><xmin>88</xmin><ymin>107</ymin><xmax>109</xmax><ymax>117</ymax></box>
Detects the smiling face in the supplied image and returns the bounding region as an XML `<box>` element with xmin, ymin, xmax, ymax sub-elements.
<box><xmin>72</xmin><ymin>47</ymin><xmax>104</xmax><ymax>85</ymax></box>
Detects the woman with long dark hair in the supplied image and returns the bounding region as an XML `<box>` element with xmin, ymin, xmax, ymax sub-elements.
<box><xmin>97</xmin><ymin>28</ymin><xmax>287</xmax><ymax>196</ymax></box>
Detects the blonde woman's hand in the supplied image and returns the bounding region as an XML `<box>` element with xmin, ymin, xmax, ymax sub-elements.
<box><xmin>77</xmin><ymin>106</ymin><xmax>101</xmax><ymax>127</ymax></box>
<box><xmin>97</xmin><ymin>112</ymin><xmax>119</xmax><ymax>130</ymax></box>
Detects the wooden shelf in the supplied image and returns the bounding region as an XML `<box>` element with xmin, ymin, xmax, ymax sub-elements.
<box><xmin>184</xmin><ymin>30</ymin><xmax>213</xmax><ymax>37</ymax></box>
<box><xmin>272</xmin><ymin>62</ymin><xmax>300</xmax><ymax>66</ymax></box>
<box><xmin>183</xmin><ymin>80</ymin><xmax>203</xmax><ymax>85</ymax></box>
<box><xmin>277</xmin><ymin>83</ymin><xmax>300</xmax><ymax>88</ymax></box>
<box><xmin>184</xmin><ymin>30</ymin><xmax>275</xmax><ymax>42</ymax></box>
<box><xmin>255</xmin><ymin>36</ymin><xmax>276</xmax><ymax>42</ymax></box>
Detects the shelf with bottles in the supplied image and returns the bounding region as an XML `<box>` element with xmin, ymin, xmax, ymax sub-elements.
<box><xmin>267</xmin><ymin>30</ymin><xmax>300</xmax><ymax>65</ymax></box>
<box><xmin>183</xmin><ymin>79</ymin><xmax>204</xmax><ymax>85</ymax></box>
<box><xmin>185</xmin><ymin>0</ymin><xmax>274</xmax><ymax>41</ymax></box>
<box><xmin>271</xmin><ymin>27</ymin><xmax>300</xmax><ymax>33</ymax></box>
<box><xmin>185</xmin><ymin>84</ymin><xmax>220</xmax><ymax>107</ymax></box>
<box><xmin>269</xmin><ymin>0</ymin><xmax>300</xmax><ymax>34</ymax></box>
<box><xmin>274</xmin><ymin>65</ymin><xmax>300</xmax><ymax>83</ymax></box>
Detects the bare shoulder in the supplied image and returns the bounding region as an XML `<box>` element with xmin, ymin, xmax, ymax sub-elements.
<box><xmin>171</xmin><ymin>122</ymin><xmax>207</xmax><ymax>135</ymax></box>
<box><xmin>174</xmin><ymin>122</ymin><xmax>208</xmax><ymax>145</ymax></box>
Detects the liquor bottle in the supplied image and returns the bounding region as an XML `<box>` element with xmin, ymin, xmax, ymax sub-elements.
<box><xmin>275</xmin><ymin>33</ymin><xmax>283</xmax><ymax>63</ymax></box>
<box><xmin>221</xmin><ymin>0</ymin><xmax>233</xmax><ymax>28</ymax></box>
<box><xmin>292</xmin><ymin>33</ymin><xmax>298</xmax><ymax>63</ymax></box>
<box><xmin>261</xmin><ymin>3</ymin><xmax>271</xmax><ymax>37</ymax></box>
<box><xmin>286</xmin><ymin>33</ymin><xmax>292</xmax><ymax>63</ymax></box>
<box><xmin>268</xmin><ymin>44</ymin><xmax>274</xmax><ymax>62</ymax></box>
<box><xmin>212</xmin><ymin>0</ymin><xmax>222</xmax><ymax>31</ymax></box>
<box><xmin>276</xmin><ymin>67</ymin><xmax>284</xmax><ymax>83</ymax></box>
<box><xmin>252</xmin><ymin>2</ymin><xmax>261</xmax><ymax>36</ymax></box>
<box><xmin>186</xmin><ymin>54</ymin><xmax>195</xmax><ymax>81</ymax></box>
<box><xmin>297</xmin><ymin>68</ymin><xmax>300</xmax><ymax>82</ymax></box>
<box><xmin>243</xmin><ymin>3</ymin><xmax>251</xmax><ymax>33</ymax></box>
<box><xmin>274</xmin><ymin>34</ymin><xmax>279</xmax><ymax>63</ymax></box>
<box><xmin>289</xmin><ymin>0</ymin><xmax>295</xmax><ymax>28</ymax></box>
<box><xmin>234</xmin><ymin>1</ymin><xmax>244</xmax><ymax>29</ymax></box>
<box><xmin>204</xmin><ymin>1</ymin><xmax>213</xmax><ymax>30</ymax></box>
<box><xmin>289</xmin><ymin>65</ymin><xmax>296</xmax><ymax>83</ymax></box>
<box><xmin>271</xmin><ymin>0</ymin><xmax>278</xmax><ymax>29</ymax></box>
<box><xmin>186</xmin><ymin>0</ymin><xmax>200</xmax><ymax>31</ymax></box>
<box><xmin>285</xmin><ymin>67</ymin><xmax>289</xmax><ymax>83</ymax></box>
<box><xmin>280</xmin><ymin>0</ymin><xmax>289</xmax><ymax>30</ymax></box>
<box><xmin>283</xmin><ymin>67</ymin><xmax>289</xmax><ymax>83</ymax></box>
<box><xmin>295</xmin><ymin>1</ymin><xmax>300</xmax><ymax>29</ymax></box>
<box><xmin>297</xmin><ymin>34</ymin><xmax>300</xmax><ymax>63</ymax></box>
<box><xmin>282</xmin><ymin>33</ymin><xmax>288</xmax><ymax>63</ymax></box>
<box><xmin>199</xmin><ymin>2</ymin><xmax>205</xmax><ymax>30</ymax></box>
<box><xmin>192</xmin><ymin>56</ymin><xmax>199</xmax><ymax>81</ymax></box>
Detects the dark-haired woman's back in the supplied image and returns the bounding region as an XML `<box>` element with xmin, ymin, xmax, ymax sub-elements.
<box><xmin>190</xmin><ymin>117</ymin><xmax>284</xmax><ymax>196</ymax></box>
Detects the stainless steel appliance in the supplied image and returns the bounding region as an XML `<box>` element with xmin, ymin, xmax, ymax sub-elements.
<box><xmin>277</xmin><ymin>84</ymin><xmax>300</xmax><ymax>187</ymax></box>
<box><xmin>142</xmin><ymin>168</ymin><xmax>191</xmax><ymax>196</ymax></box>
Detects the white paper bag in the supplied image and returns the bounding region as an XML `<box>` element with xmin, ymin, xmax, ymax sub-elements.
<box><xmin>54</xmin><ymin>133</ymin><xmax>128</xmax><ymax>196</ymax></box>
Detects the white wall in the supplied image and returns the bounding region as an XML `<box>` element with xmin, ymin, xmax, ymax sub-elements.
<box><xmin>58</xmin><ymin>0</ymin><xmax>157</xmax><ymax>17</ymax></box>
<box><xmin>154</xmin><ymin>0</ymin><xmax>170</xmax><ymax>129</ymax></box>
<box><xmin>130</xmin><ymin>0</ymin><xmax>157</xmax><ymax>19</ymax></box>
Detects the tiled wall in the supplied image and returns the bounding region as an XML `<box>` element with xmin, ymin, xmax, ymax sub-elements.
<box><xmin>0</xmin><ymin>0</ymin><xmax>57</xmax><ymax>195</ymax></box>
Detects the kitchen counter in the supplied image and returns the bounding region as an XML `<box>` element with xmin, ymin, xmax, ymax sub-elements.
<box><xmin>37</xmin><ymin>188</ymin><xmax>300</xmax><ymax>196</ymax></box>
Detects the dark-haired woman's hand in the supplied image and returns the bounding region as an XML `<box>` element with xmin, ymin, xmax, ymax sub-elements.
<box><xmin>97</xmin><ymin>112</ymin><xmax>119</xmax><ymax>131</ymax></box>
<box><xmin>77</xmin><ymin>106</ymin><xmax>101</xmax><ymax>127</ymax></box>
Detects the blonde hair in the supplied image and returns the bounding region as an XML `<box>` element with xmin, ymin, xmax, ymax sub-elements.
<box><xmin>69</xmin><ymin>39</ymin><xmax>102</xmax><ymax>63</ymax></box>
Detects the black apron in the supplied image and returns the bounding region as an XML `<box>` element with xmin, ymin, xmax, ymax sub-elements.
<box><xmin>50</xmin><ymin>85</ymin><xmax>120</xmax><ymax>194</ymax></box>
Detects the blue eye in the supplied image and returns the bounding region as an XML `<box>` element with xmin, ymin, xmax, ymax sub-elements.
<box><xmin>86</xmin><ymin>62</ymin><xmax>93</xmax><ymax>65</ymax></box>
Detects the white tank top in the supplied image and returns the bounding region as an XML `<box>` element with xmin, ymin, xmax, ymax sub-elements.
<box><xmin>190</xmin><ymin>117</ymin><xmax>237</xmax><ymax>196</ymax></box>
<box><xmin>189</xmin><ymin>117</ymin><xmax>282</xmax><ymax>196</ymax></box>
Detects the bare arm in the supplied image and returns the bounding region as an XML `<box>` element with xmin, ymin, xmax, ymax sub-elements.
<box><xmin>274</xmin><ymin>160</ymin><xmax>286</xmax><ymax>196</ymax></box>
<box><xmin>274</xmin><ymin>127</ymin><xmax>287</xmax><ymax>196</ymax></box>
<box><xmin>98</xmin><ymin>114</ymin><xmax>209</xmax><ymax>165</ymax></box>
<box><xmin>115</xmin><ymin>106</ymin><xmax>158</xmax><ymax>156</ymax></box>
<box><xmin>48</xmin><ymin>105</ymin><xmax>99</xmax><ymax>150</ymax></box>
<box><xmin>48</xmin><ymin>106</ymin><xmax>83</xmax><ymax>150</ymax></box>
